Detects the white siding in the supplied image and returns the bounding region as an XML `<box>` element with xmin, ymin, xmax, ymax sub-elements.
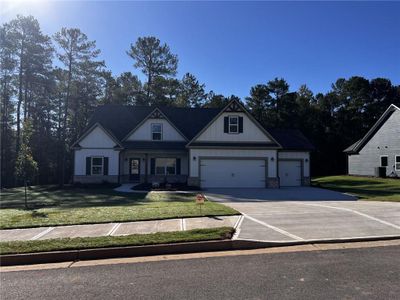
<box><xmin>278</xmin><ymin>151</ymin><xmax>310</xmax><ymax>177</ymax></box>
<box><xmin>195</xmin><ymin>112</ymin><xmax>271</xmax><ymax>142</ymax></box>
<box><xmin>348</xmin><ymin>109</ymin><xmax>400</xmax><ymax>176</ymax></box>
<box><xmin>126</xmin><ymin>119</ymin><xmax>186</xmax><ymax>141</ymax></box>
<box><xmin>79</xmin><ymin>126</ymin><xmax>117</xmax><ymax>148</ymax></box>
<box><xmin>190</xmin><ymin>149</ymin><xmax>277</xmax><ymax>178</ymax></box>
<box><xmin>74</xmin><ymin>149</ymin><xmax>119</xmax><ymax>175</ymax></box>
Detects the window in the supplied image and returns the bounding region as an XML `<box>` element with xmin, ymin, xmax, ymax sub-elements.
<box><xmin>151</xmin><ymin>123</ymin><xmax>162</xmax><ymax>141</ymax></box>
<box><xmin>380</xmin><ymin>156</ymin><xmax>388</xmax><ymax>167</ymax></box>
<box><xmin>155</xmin><ymin>158</ymin><xmax>176</xmax><ymax>175</ymax></box>
<box><xmin>91</xmin><ymin>157</ymin><xmax>104</xmax><ymax>175</ymax></box>
<box><xmin>396</xmin><ymin>156</ymin><xmax>400</xmax><ymax>171</ymax></box>
<box><xmin>229</xmin><ymin>116</ymin><xmax>239</xmax><ymax>133</ymax></box>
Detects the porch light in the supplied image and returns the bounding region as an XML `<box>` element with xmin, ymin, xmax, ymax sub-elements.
<box><xmin>193</xmin><ymin>156</ymin><xmax>196</xmax><ymax>161</ymax></box>
<box><xmin>270</xmin><ymin>157</ymin><xmax>274</xmax><ymax>162</ymax></box>
<box><xmin>305</xmin><ymin>158</ymin><xmax>309</xmax><ymax>163</ymax></box>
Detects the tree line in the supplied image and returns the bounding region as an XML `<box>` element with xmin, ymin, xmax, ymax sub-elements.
<box><xmin>1</xmin><ymin>15</ymin><xmax>399</xmax><ymax>187</ymax></box>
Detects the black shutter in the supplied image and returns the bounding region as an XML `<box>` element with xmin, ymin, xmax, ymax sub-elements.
<box><xmin>239</xmin><ymin>116</ymin><xmax>243</xmax><ymax>133</ymax></box>
<box><xmin>150</xmin><ymin>158</ymin><xmax>155</xmax><ymax>175</ymax></box>
<box><xmin>224</xmin><ymin>117</ymin><xmax>229</xmax><ymax>133</ymax></box>
<box><xmin>86</xmin><ymin>157</ymin><xmax>91</xmax><ymax>175</ymax></box>
<box><xmin>103</xmin><ymin>157</ymin><xmax>109</xmax><ymax>175</ymax></box>
<box><xmin>176</xmin><ymin>158</ymin><xmax>181</xmax><ymax>175</ymax></box>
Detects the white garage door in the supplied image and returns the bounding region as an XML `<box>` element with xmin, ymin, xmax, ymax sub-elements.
<box><xmin>200</xmin><ymin>159</ymin><xmax>266</xmax><ymax>188</ymax></box>
<box><xmin>278</xmin><ymin>160</ymin><xmax>302</xmax><ymax>186</ymax></box>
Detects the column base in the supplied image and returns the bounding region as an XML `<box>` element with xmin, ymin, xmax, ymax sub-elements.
<box><xmin>267</xmin><ymin>177</ymin><xmax>280</xmax><ymax>188</ymax></box>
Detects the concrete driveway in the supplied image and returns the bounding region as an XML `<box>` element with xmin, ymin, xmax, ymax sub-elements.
<box><xmin>205</xmin><ymin>187</ymin><xmax>400</xmax><ymax>242</ymax></box>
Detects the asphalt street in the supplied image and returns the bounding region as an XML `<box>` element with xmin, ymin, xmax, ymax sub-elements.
<box><xmin>1</xmin><ymin>245</ymin><xmax>400</xmax><ymax>300</ymax></box>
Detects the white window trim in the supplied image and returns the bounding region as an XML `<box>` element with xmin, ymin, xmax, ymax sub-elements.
<box><xmin>380</xmin><ymin>155</ymin><xmax>388</xmax><ymax>167</ymax></box>
<box><xmin>395</xmin><ymin>155</ymin><xmax>400</xmax><ymax>171</ymax></box>
<box><xmin>155</xmin><ymin>158</ymin><xmax>176</xmax><ymax>175</ymax></box>
<box><xmin>228</xmin><ymin>115</ymin><xmax>239</xmax><ymax>134</ymax></box>
<box><xmin>91</xmin><ymin>156</ymin><xmax>104</xmax><ymax>176</ymax></box>
<box><xmin>151</xmin><ymin>123</ymin><xmax>163</xmax><ymax>141</ymax></box>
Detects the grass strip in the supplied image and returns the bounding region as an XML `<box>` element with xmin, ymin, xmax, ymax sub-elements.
<box><xmin>0</xmin><ymin>186</ymin><xmax>239</xmax><ymax>229</ymax></box>
<box><xmin>312</xmin><ymin>175</ymin><xmax>400</xmax><ymax>202</ymax></box>
<box><xmin>0</xmin><ymin>227</ymin><xmax>234</xmax><ymax>255</ymax></box>
<box><xmin>0</xmin><ymin>205</ymin><xmax>239</xmax><ymax>230</ymax></box>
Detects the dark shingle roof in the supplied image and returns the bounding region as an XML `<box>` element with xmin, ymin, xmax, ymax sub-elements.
<box><xmin>267</xmin><ymin>128</ymin><xmax>315</xmax><ymax>151</ymax></box>
<box><xmin>81</xmin><ymin>104</ymin><xmax>315</xmax><ymax>151</ymax></box>
<box><xmin>122</xmin><ymin>141</ymin><xmax>187</xmax><ymax>150</ymax></box>
<box><xmin>343</xmin><ymin>140</ymin><xmax>361</xmax><ymax>154</ymax></box>
<box><xmin>189</xmin><ymin>142</ymin><xmax>280</xmax><ymax>148</ymax></box>
<box><xmin>86</xmin><ymin>105</ymin><xmax>221</xmax><ymax>141</ymax></box>
<box><xmin>87</xmin><ymin>105</ymin><xmax>153</xmax><ymax>141</ymax></box>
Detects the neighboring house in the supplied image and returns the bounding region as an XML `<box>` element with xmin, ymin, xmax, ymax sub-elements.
<box><xmin>72</xmin><ymin>99</ymin><xmax>314</xmax><ymax>188</ymax></box>
<box><xmin>344</xmin><ymin>104</ymin><xmax>400</xmax><ymax>177</ymax></box>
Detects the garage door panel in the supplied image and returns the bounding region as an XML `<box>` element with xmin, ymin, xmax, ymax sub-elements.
<box><xmin>200</xmin><ymin>159</ymin><xmax>266</xmax><ymax>188</ymax></box>
<box><xmin>279</xmin><ymin>160</ymin><xmax>301</xmax><ymax>187</ymax></box>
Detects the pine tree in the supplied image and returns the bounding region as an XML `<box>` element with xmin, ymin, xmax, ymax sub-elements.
<box><xmin>127</xmin><ymin>36</ymin><xmax>178</xmax><ymax>103</ymax></box>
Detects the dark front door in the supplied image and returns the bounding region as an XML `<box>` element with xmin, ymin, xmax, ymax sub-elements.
<box><xmin>129</xmin><ymin>158</ymin><xmax>140</xmax><ymax>181</ymax></box>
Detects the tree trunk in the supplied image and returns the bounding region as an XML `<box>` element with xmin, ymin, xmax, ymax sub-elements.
<box><xmin>60</xmin><ymin>55</ymin><xmax>73</xmax><ymax>187</ymax></box>
<box><xmin>16</xmin><ymin>45</ymin><xmax>24</xmax><ymax>156</ymax></box>
<box><xmin>24</xmin><ymin>179</ymin><xmax>28</xmax><ymax>210</ymax></box>
<box><xmin>0</xmin><ymin>78</ymin><xmax>8</xmax><ymax>188</ymax></box>
<box><xmin>146</xmin><ymin>73</ymin><xmax>152</xmax><ymax>103</ymax></box>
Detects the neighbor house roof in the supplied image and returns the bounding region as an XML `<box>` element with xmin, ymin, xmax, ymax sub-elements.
<box><xmin>74</xmin><ymin>101</ymin><xmax>315</xmax><ymax>151</ymax></box>
<box><xmin>344</xmin><ymin>104</ymin><xmax>400</xmax><ymax>154</ymax></box>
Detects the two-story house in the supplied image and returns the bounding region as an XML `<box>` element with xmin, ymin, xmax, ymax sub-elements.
<box><xmin>72</xmin><ymin>99</ymin><xmax>314</xmax><ymax>188</ymax></box>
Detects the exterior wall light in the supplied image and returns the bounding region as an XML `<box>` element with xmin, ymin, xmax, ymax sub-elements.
<box><xmin>193</xmin><ymin>156</ymin><xmax>196</xmax><ymax>161</ymax></box>
<box><xmin>305</xmin><ymin>158</ymin><xmax>309</xmax><ymax>163</ymax></box>
<box><xmin>270</xmin><ymin>157</ymin><xmax>274</xmax><ymax>161</ymax></box>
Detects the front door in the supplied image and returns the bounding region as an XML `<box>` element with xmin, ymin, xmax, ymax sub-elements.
<box><xmin>129</xmin><ymin>158</ymin><xmax>140</xmax><ymax>182</ymax></box>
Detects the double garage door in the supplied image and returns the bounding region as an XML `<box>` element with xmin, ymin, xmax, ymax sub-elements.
<box><xmin>200</xmin><ymin>159</ymin><xmax>266</xmax><ymax>188</ymax></box>
<box><xmin>200</xmin><ymin>158</ymin><xmax>302</xmax><ymax>188</ymax></box>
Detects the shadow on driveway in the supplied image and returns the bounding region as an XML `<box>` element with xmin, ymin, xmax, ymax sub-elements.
<box><xmin>205</xmin><ymin>187</ymin><xmax>357</xmax><ymax>202</ymax></box>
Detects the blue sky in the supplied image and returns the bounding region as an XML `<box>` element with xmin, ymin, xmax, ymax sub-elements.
<box><xmin>2</xmin><ymin>1</ymin><xmax>400</xmax><ymax>99</ymax></box>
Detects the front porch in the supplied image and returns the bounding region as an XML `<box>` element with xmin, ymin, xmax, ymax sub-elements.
<box><xmin>119</xmin><ymin>150</ymin><xmax>189</xmax><ymax>184</ymax></box>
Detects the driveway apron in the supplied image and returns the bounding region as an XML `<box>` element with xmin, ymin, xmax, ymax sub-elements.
<box><xmin>205</xmin><ymin>187</ymin><xmax>400</xmax><ymax>242</ymax></box>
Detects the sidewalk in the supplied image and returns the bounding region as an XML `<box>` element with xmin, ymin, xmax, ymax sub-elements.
<box><xmin>0</xmin><ymin>215</ymin><xmax>240</xmax><ymax>242</ymax></box>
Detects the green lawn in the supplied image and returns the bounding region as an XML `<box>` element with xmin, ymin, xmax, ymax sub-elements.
<box><xmin>0</xmin><ymin>227</ymin><xmax>234</xmax><ymax>255</ymax></box>
<box><xmin>312</xmin><ymin>175</ymin><xmax>400</xmax><ymax>202</ymax></box>
<box><xmin>0</xmin><ymin>185</ymin><xmax>238</xmax><ymax>229</ymax></box>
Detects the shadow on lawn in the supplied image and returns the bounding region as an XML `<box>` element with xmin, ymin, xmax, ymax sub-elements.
<box><xmin>0</xmin><ymin>186</ymin><xmax>196</xmax><ymax>210</ymax></box>
<box><xmin>314</xmin><ymin>179</ymin><xmax>400</xmax><ymax>199</ymax></box>
<box><xmin>317</xmin><ymin>179</ymin><xmax>388</xmax><ymax>187</ymax></box>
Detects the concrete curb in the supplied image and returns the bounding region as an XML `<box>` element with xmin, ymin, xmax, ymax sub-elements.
<box><xmin>1</xmin><ymin>235</ymin><xmax>400</xmax><ymax>266</ymax></box>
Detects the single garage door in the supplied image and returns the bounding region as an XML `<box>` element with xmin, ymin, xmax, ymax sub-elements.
<box><xmin>200</xmin><ymin>159</ymin><xmax>266</xmax><ymax>188</ymax></box>
<box><xmin>278</xmin><ymin>160</ymin><xmax>301</xmax><ymax>186</ymax></box>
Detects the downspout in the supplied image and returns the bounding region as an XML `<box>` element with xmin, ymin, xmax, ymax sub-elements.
<box><xmin>145</xmin><ymin>153</ymin><xmax>148</xmax><ymax>183</ymax></box>
<box><xmin>118</xmin><ymin>151</ymin><xmax>121</xmax><ymax>184</ymax></box>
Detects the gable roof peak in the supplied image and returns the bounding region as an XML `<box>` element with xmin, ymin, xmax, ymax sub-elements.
<box><xmin>344</xmin><ymin>103</ymin><xmax>399</xmax><ymax>154</ymax></box>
